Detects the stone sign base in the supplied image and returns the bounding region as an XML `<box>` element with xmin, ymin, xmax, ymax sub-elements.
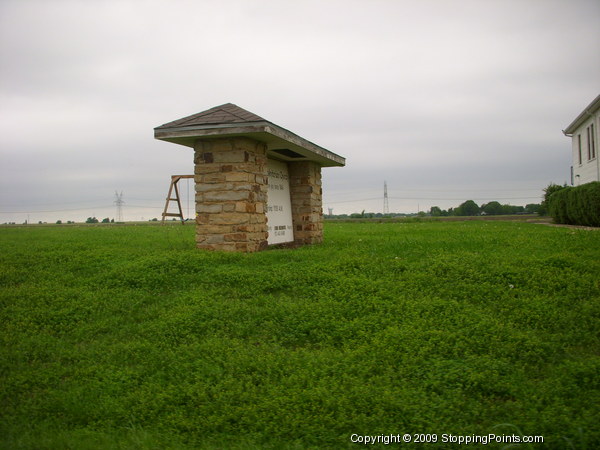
<box><xmin>193</xmin><ymin>137</ymin><xmax>323</xmax><ymax>252</ymax></box>
<box><xmin>155</xmin><ymin>103</ymin><xmax>344</xmax><ymax>252</ymax></box>
<box><xmin>289</xmin><ymin>161</ymin><xmax>323</xmax><ymax>246</ymax></box>
<box><xmin>194</xmin><ymin>137</ymin><xmax>269</xmax><ymax>252</ymax></box>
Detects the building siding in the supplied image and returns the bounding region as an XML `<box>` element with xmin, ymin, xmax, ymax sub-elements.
<box><xmin>571</xmin><ymin>114</ymin><xmax>600</xmax><ymax>185</ymax></box>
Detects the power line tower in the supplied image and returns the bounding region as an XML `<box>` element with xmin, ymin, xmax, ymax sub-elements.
<box><xmin>383</xmin><ymin>181</ymin><xmax>389</xmax><ymax>215</ymax></box>
<box><xmin>114</xmin><ymin>191</ymin><xmax>124</xmax><ymax>222</ymax></box>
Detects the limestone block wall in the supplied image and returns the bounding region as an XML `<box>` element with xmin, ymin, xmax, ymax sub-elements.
<box><xmin>289</xmin><ymin>161</ymin><xmax>323</xmax><ymax>245</ymax></box>
<box><xmin>193</xmin><ymin>137</ymin><xmax>268</xmax><ymax>252</ymax></box>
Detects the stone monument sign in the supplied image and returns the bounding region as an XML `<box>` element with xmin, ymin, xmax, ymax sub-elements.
<box><xmin>154</xmin><ymin>103</ymin><xmax>345</xmax><ymax>252</ymax></box>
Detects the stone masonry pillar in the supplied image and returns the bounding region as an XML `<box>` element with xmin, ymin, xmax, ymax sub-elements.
<box><xmin>194</xmin><ymin>137</ymin><xmax>268</xmax><ymax>252</ymax></box>
<box><xmin>289</xmin><ymin>161</ymin><xmax>323</xmax><ymax>246</ymax></box>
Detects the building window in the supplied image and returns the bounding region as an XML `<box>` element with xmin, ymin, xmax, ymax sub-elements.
<box><xmin>587</xmin><ymin>124</ymin><xmax>596</xmax><ymax>161</ymax></box>
<box><xmin>591</xmin><ymin>123</ymin><xmax>596</xmax><ymax>160</ymax></box>
<box><xmin>571</xmin><ymin>166</ymin><xmax>574</xmax><ymax>185</ymax></box>
<box><xmin>578</xmin><ymin>134</ymin><xmax>582</xmax><ymax>165</ymax></box>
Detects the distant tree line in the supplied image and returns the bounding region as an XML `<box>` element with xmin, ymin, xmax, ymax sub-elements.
<box><xmin>85</xmin><ymin>217</ymin><xmax>114</xmax><ymax>223</ymax></box>
<box><xmin>430</xmin><ymin>201</ymin><xmax>541</xmax><ymax>217</ymax></box>
<box><xmin>326</xmin><ymin>201</ymin><xmax>541</xmax><ymax>219</ymax></box>
<box><xmin>328</xmin><ymin>211</ymin><xmax>422</xmax><ymax>219</ymax></box>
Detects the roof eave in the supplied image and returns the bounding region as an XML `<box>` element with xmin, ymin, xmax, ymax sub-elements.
<box><xmin>564</xmin><ymin>94</ymin><xmax>600</xmax><ymax>135</ymax></box>
<box><xmin>154</xmin><ymin>122</ymin><xmax>345</xmax><ymax>167</ymax></box>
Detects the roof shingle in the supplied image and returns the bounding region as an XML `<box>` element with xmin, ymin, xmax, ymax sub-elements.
<box><xmin>156</xmin><ymin>103</ymin><xmax>266</xmax><ymax>129</ymax></box>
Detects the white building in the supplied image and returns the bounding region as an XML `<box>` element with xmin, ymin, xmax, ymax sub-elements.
<box><xmin>563</xmin><ymin>94</ymin><xmax>600</xmax><ymax>185</ymax></box>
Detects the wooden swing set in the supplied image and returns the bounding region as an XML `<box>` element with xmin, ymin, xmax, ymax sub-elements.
<box><xmin>161</xmin><ymin>175</ymin><xmax>194</xmax><ymax>224</ymax></box>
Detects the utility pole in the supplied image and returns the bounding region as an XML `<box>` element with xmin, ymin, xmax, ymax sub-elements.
<box><xmin>383</xmin><ymin>181</ymin><xmax>389</xmax><ymax>215</ymax></box>
<box><xmin>114</xmin><ymin>191</ymin><xmax>124</xmax><ymax>222</ymax></box>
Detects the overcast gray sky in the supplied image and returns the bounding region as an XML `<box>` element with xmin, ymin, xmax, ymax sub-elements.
<box><xmin>1</xmin><ymin>0</ymin><xmax>599</xmax><ymax>222</ymax></box>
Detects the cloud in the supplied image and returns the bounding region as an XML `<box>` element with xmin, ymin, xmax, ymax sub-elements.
<box><xmin>0</xmin><ymin>0</ymin><xmax>599</xmax><ymax>221</ymax></box>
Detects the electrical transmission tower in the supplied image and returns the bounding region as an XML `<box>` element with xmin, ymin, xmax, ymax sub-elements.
<box><xmin>383</xmin><ymin>181</ymin><xmax>389</xmax><ymax>214</ymax></box>
<box><xmin>114</xmin><ymin>191</ymin><xmax>124</xmax><ymax>222</ymax></box>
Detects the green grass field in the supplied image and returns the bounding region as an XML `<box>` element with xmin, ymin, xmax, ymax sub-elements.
<box><xmin>1</xmin><ymin>221</ymin><xmax>599</xmax><ymax>449</ymax></box>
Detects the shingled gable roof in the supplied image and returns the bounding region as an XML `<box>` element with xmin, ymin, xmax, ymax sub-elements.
<box><xmin>154</xmin><ymin>103</ymin><xmax>345</xmax><ymax>167</ymax></box>
<box><xmin>155</xmin><ymin>103</ymin><xmax>266</xmax><ymax>129</ymax></box>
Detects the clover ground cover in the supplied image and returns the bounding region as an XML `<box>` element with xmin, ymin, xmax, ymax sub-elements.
<box><xmin>1</xmin><ymin>221</ymin><xmax>598</xmax><ymax>448</ymax></box>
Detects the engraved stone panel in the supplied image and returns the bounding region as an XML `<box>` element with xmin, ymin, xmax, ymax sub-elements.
<box><xmin>267</xmin><ymin>159</ymin><xmax>294</xmax><ymax>244</ymax></box>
